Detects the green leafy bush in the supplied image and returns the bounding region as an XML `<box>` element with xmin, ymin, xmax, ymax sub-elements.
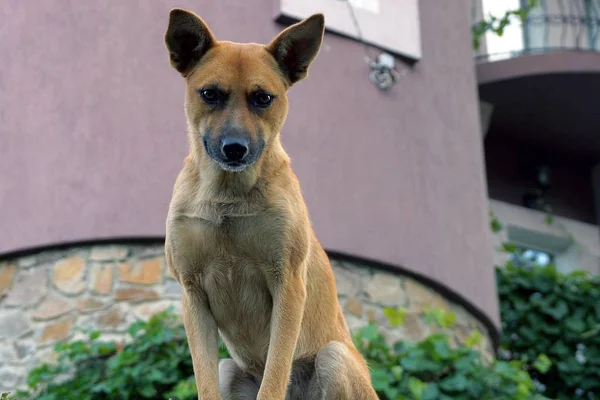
<box><xmin>11</xmin><ymin>306</ymin><xmax>549</xmax><ymax>400</ymax></box>
<box><xmin>354</xmin><ymin>307</ymin><xmax>549</xmax><ymax>400</ymax></box>
<box><xmin>497</xmin><ymin>262</ymin><xmax>600</xmax><ymax>399</ymax></box>
<box><xmin>13</xmin><ymin>309</ymin><xmax>227</xmax><ymax>400</ymax></box>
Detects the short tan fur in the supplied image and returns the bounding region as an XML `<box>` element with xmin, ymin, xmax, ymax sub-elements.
<box><xmin>164</xmin><ymin>8</ymin><xmax>378</xmax><ymax>399</ymax></box>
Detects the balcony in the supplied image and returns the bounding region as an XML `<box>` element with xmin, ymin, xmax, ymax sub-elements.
<box><xmin>473</xmin><ymin>0</ymin><xmax>600</xmax><ymax>62</ymax></box>
<box><xmin>473</xmin><ymin>0</ymin><xmax>600</xmax><ymax>93</ymax></box>
<box><xmin>474</xmin><ymin>1</ymin><xmax>600</xmax><ymax>274</ymax></box>
<box><xmin>473</xmin><ymin>0</ymin><xmax>600</xmax><ymax>164</ymax></box>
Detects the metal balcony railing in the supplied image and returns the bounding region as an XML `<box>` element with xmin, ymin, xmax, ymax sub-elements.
<box><xmin>473</xmin><ymin>0</ymin><xmax>600</xmax><ymax>61</ymax></box>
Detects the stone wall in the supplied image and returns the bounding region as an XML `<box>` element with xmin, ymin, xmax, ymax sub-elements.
<box><xmin>0</xmin><ymin>243</ymin><xmax>494</xmax><ymax>392</ymax></box>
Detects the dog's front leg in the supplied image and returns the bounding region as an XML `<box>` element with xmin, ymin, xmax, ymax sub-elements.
<box><xmin>181</xmin><ymin>290</ymin><xmax>222</xmax><ymax>400</ymax></box>
<box><xmin>258</xmin><ymin>272</ymin><xmax>307</xmax><ymax>400</ymax></box>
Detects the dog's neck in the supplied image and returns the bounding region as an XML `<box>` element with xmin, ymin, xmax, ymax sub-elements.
<box><xmin>186</xmin><ymin>134</ymin><xmax>290</xmax><ymax>221</ymax></box>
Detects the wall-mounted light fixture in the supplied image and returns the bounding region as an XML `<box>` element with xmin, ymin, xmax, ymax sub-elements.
<box><xmin>275</xmin><ymin>0</ymin><xmax>420</xmax><ymax>91</ymax></box>
<box><xmin>341</xmin><ymin>0</ymin><xmax>409</xmax><ymax>91</ymax></box>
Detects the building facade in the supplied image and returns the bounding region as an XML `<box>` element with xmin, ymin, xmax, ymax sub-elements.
<box><xmin>0</xmin><ymin>0</ymin><xmax>551</xmax><ymax>390</ymax></box>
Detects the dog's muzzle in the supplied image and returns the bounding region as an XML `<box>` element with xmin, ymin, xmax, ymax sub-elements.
<box><xmin>203</xmin><ymin>129</ymin><xmax>264</xmax><ymax>172</ymax></box>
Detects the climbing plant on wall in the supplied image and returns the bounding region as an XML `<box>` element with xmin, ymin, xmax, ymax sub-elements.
<box><xmin>472</xmin><ymin>0</ymin><xmax>538</xmax><ymax>50</ymax></box>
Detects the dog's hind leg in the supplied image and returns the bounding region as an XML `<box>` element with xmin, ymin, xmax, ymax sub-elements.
<box><xmin>219</xmin><ymin>359</ymin><xmax>260</xmax><ymax>400</ymax></box>
<box><xmin>314</xmin><ymin>341</ymin><xmax>379</xmax><ymax>400</ymax></box>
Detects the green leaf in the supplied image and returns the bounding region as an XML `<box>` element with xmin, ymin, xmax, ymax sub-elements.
<box><xmin>464</xmin><ymin>330</ymin><xmax>483</xmax><ymax>348</ymax></box>
<box><xmin>89</xmin><ymin>330</ymin><xmax>102</xmax><ymax>341</ymax></box>
<box><xmin>166</xmin><ymin>376</ymin><xmax>197</xmax><ymax>399</ymax></box>
<box><xmin>401</xmin><ymin>355</ymin><xmax>443</xmax><ymax>374</ymax></box>
<box><xmin>408</xmin><ymin>377</ymin><xmax>426</xmax><ymax>398</ymax></box>
<box><xmin>581</xmin><ymin>323</ymin><xmax>600</xmax><ymax>339</ymax></box>
<box><xmin>439</xmin><ymin>374</ymin><xmax>469</xmax><ymax>392</ymax></box>
<box><xmin>493</xmin><ymin>361</ymin><xmax>518</xmax><ymax>378</ymax></box>
<box><xmin>545</xmin><ymin>299</ymin><xmax>569</xmax><ymax>320</ymax></box>
<box><xmin>549</xmin><ymin>340</ymin><xmax>570</xmax><ymax>357</ymax></box>
<box><xmin>423</xmin><ymin>307</ymin><xmax>457</xmax><ymax>329</ymax></box>
<box><xmin>432</xmin><ymin>337</ymin><xmax>452</xmax><ymax>360</ymax></box>
<box><xmin>517</xmin><ymin>326</ymin><xmax>538</xmax><ymax>342</ymax></box>
<box><xmin>139</xmin><ymin>383</ymin><xmax>157</xmax><ymax>398</ymax></box>
<box><xmin>533</xmin><ymin>354</ymin><xmax>552</xmax><ymax>374</ymax></box>
<box><xmin>580</xmin><ymin>376</ymin><xmax>600</xmax><ymax>390</ymax></box>
<box><xmin>383</xmin><ymin>387</ymin><xmax>399</xmax><ymax>399</ymax></box>
<box><xmin>370</xmin><ymin>368</ymin><xmax>390</xmax><ymax>391</ymax></box>
<box><xmin>391</xmin><ymin>365</ymin><xmax>403</xmax><ymax>380</ymax></box>
<box><xmin>441</xmin><ymin>312</ymin><xmax>456</xmax><ymax>328</ymax></box>
<box><xmin>421</xmin><ymin>383</ymin><xmax>440</xmax><ymax>400</ymax></box>
<box><xmin>491</xmin><ymin>218</ymin><xmax>503</xmax><ymax>233</ymax></box>
<box><xmin>383</xmin><ymin>307</ymin><xmax>406</xmax><ymax>327</ymax></box>
<box><xmin>502</xmin><ymin>243</ymin><xmax>517</xmax><ymax>253</ymax></box>
<box><xmin>489</xmin><ymin>210</ymin><xmax>504</xmax><ymax>232</ymax></box>
<box><xmin>359</xmin><ymin>324</ymin><xmax>380</xmax><ymax>342</ymax></box>
<box><xmin>128</xmin><ymin>320</ymin><xmax>146</xmax><ymax>337</ymax></box>
<box><xmin>565</xmin><ymin>317</ymin><xmax>586</xmax><ymax>333</ymax></box>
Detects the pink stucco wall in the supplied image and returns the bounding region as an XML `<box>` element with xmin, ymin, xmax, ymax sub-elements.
<box><xmin>0</xmin><ymin>1</ymin><xmax>498</xmax><ymax>325</ymax></box>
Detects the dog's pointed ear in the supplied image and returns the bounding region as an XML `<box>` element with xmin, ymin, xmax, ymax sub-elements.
<box><xmin>266</xmin><ymin>14</ymin><xmax>325</xmax><ymax>86</ymax></box>
<box><xmin>165</xmin><ymin>8</ymin><xmax>215</xmax><ymax>75</ymax></box>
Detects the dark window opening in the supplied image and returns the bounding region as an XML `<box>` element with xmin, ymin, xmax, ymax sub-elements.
<box><xmin>484</xmin><ymin>136</ymin><xmax>597</xmax><ymax>225</ymax></box>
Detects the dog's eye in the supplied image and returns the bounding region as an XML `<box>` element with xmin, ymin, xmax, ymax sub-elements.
<box><xmin>199</xmin><ymin>89</ymin><xmax>221</xmax><ymax>104</ymax></box>
<box><xmin>252</xmin><ymin>92</ymin><xmax>274</xmax><ymax>108</ymax></box>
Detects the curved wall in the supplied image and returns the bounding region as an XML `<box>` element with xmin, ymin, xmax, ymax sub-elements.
<box><xmin>0</xmin><ymin>243</ymin><xmax>495</xmax><ymax>392</ymax></box>
<box><xmin>0</xmin><ymin>1</ymin><xmax>498</xmax><ymax>325</ymax></box>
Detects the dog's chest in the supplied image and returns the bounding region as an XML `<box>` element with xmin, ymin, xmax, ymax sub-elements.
<box><xmin>186</xmin><ymin>214</ymin><xmax>286</xmax><ymax>368</ymax></box>
<box><xmin>204</xmin><ymin>255</ymin><xmax>273</xmax><ymax>369</ymax></box>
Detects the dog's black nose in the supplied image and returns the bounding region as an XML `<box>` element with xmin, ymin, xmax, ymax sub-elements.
<box><xmin>221</xmin><ymin>137</ymin><xmax>249</xmax><ymax>162</ymax></box>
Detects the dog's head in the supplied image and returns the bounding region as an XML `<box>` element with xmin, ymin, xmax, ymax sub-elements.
<box><xmin>165</xmin><ymin>9</ymin><xmax>325</xmax><ymax>173</ymax></box>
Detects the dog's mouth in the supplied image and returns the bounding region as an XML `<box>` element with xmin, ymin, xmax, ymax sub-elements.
<box><xmin>219</xmin><ymin>161</ymin><xmax>249</xmax><ymax>173</ymax></box>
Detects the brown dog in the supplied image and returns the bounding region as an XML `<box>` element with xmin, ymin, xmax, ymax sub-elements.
<box><xmin>163</xmin><ymin>8</ymin><xmax>378</xmax><ymax>400</ymax></box>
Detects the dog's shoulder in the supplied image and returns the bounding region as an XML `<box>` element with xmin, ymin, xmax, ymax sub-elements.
<box><xmin>168</xmin><ymin>156</ymin><xmax>202</xmax><ymax>210</ymax></box>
